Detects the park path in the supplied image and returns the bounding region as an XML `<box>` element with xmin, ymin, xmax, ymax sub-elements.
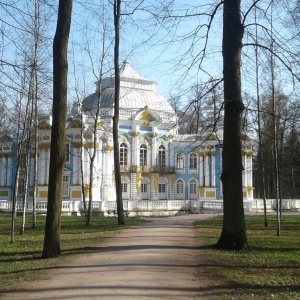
<box><xmin>2</xmin><ymin>214</ymin><xmax>218</xmax><ymax>300</ymax></box>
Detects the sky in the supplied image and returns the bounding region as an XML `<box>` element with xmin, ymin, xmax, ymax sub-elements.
<box><xmin>0</xmin><ymin>0</ymin><xmax>299</xmax><ymax>114</ymax></box>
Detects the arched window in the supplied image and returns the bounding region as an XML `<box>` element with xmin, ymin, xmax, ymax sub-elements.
<box><xmin>176</xmin><ymin>179</ymin><xmax>184</xmax><ymax>194</ymax></box>
<box><xmin>65</xmin><ymin>143</ymin><xmax>70</xmax><ymax>163</ymax></box>
<box><xmin>176</xmin><ymin>179</ymin><xmax>185</xmax><ymax>200</ymax></box>
<box><xmin>189</xmin><ymin>153</ymin><xmax>197</xmax><ymax>170</ymax></box>
<box><xmin>158</xmin><ymin>145</ymin><xmax>166</xmax><ymax>166</ymax></box>
<box><xmin>176</xmin><ymin>153</ymin><xmax>184</xmax><ymax>169</ymax></box>
<box><xmin>190</xmin><ymin>179</ymin><xmax>197</xmax><ymax>195</ymax></box>
<box><xmin>119</xmin><ymin>143</ymin><xmax>128</xmax><ymax>165</ymax></box>
<box><xmin>140</xmin><ymin>144</ymin><xmax>147</xmax><ymax>165</ymax></box>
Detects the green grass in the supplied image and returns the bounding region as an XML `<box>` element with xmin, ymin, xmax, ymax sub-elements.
<box><xmin>0</xmin><ymin>213</ymin><xmax>143</xmax><ymax>291</ymax></box>
<box><xmin>195</xmin><ymin>214</ymin><xmax>300</xmax><ymax>300</ymax></box>
<box><xmin>1</xmin><ymin>213</ymin><xmax>299</xmax><ymax>299</ymax></box>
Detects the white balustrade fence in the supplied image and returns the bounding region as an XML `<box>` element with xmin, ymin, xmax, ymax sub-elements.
<box><xmin>0</xmin><ymin>199</ymin><xmax>299</xmax><ymax>216</ymax></box>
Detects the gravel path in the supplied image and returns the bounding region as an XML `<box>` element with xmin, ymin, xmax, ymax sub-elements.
<box><xmin>2</xmin><ymin>214</ymin><xmax>218</xmax><ymax>300</ymax></box>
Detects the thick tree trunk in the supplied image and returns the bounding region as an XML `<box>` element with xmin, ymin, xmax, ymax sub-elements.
<box><xmin>217</xmin><ymin>0</ymin><xmax>247</xmax><ymax>250</ymax></box>
<box><xmin>42</xmin><ymin>0</ymin><xmax>72</xmax><ymax>258</ymax></box>
<box><xmin>113</xmin><ymin>0</ymin><xmax>125</xmax><ymax>225</ymax></box>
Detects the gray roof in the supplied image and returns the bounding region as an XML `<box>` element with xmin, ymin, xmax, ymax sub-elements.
<box><xmin>81</xmin><ymin>60</ymin><xmax>174</xmax><ymax>113</ymax></box>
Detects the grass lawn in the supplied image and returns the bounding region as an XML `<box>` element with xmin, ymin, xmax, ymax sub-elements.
<box><xmin>0</xmin><ymin>213</ymin><xmax>143</xmax><ymax>292</ymax></box>
<box><xmin>195</xmin><ymin>214</ymin><xmax>300</xmax><ymax>300</ymax></box>
<box><xmin>1</xmin><ymin>213</ymin><xmax>299</xmax><ymax>299</ymax></box>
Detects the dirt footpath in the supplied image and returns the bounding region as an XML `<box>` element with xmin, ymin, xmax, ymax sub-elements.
<box><xmin>2</xmin><ymin>214</ymin><xmax>221</xmax><ymax>300</ymax></box>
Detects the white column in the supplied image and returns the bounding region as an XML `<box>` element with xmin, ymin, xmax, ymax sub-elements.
<box><xmin>131</xmin><ymin>173</ymin><xmax>140</xmax><ymax>200</ymax></box>
<box><xmin>204</xmin><ymin>154</ymin><xmax>209</xmax><ymax>187</ymax></box>
<box><xmin>7</xmin><ymin>157</ymin><xmax>12</xmax><ymax>186</ymax></box>
<box><xmin>151</xmin><ymin>173</ymin><xmax>159</xmax><ymax>200</ymax></box>
<box><xmin>247</xmin><ymin>156</ymin><xmax>252</xmax><ymax>187</ymax></box>
<box><xmin>0</xmin><ymin>158</ymin><xmax>4</xmax><ymax>185</ymax></box>
<box><xmin>199</xmin><ymin>154</ymin><xmax>204</xmax><ymax>186</ymax></box>
<box><xmin>132</xmin><ymin>126</ymin><xmax>139</xmax><ymax>166</ymax></box>
<box><xmin>41</xmin><ymin>150</ymin><xmax>47</xmax><ymax>185</ymax></box>
<box><xmin>243</xmin><ymin>155</ymin><xmax>247</xmax><ymax>186</ymax></box>
<box><xmin>72</xmin><ymin>147</ymin><xmax>80</xmax><ymax>185</ymax></box>
<box><xmin>211</xmin><ymin>154</ymin><xmax>216</xmax><ymax>186</ymax></box>
<box><xmin>169</xmin><ymin>143</ymin><xmax>175</xmax><ymax>167</ymax></box>
<box><xmin>151</xmin><ymin>127</ymin><xmax>157</xmax><ymax>166</ymax></box>
<box><xmin>29</xmin><ymin>157</ymin><xmax>34</xmax><ymax>186</ymax></box>
<box><xmin>46</xmin><ymin>149</ymin><xmax>50</xmax><ymax>184</ymax></box>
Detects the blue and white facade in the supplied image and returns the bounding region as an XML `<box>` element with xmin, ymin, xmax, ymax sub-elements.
<box><xmin>0</xmin><ymin>60</ymin><xmax>254</xmax><ymax>215</ymax></box>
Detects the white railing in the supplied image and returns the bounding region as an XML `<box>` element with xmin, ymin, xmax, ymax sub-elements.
<box><xmin>1</xmin><ymin>199</ymin><xmax>300</xmax><ymax>214</ymax></box>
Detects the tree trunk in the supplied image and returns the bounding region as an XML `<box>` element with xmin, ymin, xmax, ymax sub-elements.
<box><xmin>42</xmin><ymin>0</ymin><xmax>72</xmax><ymax>258</ymax></box>
<box><xmin>217</xmin><ymin>0</ymin><xmax>247</xmax><ymax>250</ymax></box>
<box><xmin>113</xmin><ymin>0</ymin><xmax>125</xmax><ymax>225</ymax></box>
<box><xmin>32</xmin><ymin>0</ymin><xmax>40</xmax><ymax>230</ymax></box>
<box><xmin>254</xmin><ymin>3</ymin><xmax>268</xmax><ymax>227</ymax></box>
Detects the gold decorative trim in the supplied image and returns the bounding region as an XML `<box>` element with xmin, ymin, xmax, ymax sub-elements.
<box><xmin>96</xmin><ymin>121</ymin><xmax>103</xmax><ymax>129</ymax></box>
<box><xmin>72</xmin><ymin>142</ymin><xmax>83</xmax><ymax>148</ymax></box>
<box><xmin>243</xmin><ymin>150</ymin><xmax>253</xmax><ymax>157</ymax></box>
<box><xmin>0</xmin><ymin>153</ymin><xmax>12</xmax><ymax>158</ymax></box>
<box><xmin>132</xmin><ymin>131</ymin><xmax>140</xmax><ymax>137</ymax></box>
<box><xmin>104</xmin><ymin>145</ymin><xmax>113</xmax><ymax>151</ymax></box>
<box><xmin>208</xmin><ymin>134</ymin><xmax>216</xmax><ymax>140</ymax></box>
<box><xmin>70</xmin><ymin>120</ymin><xmax>82</xmax><ymax>128</ymax></box>
<box><xmin>151</xmin><ymin>132</ymin><xmax>158</xmax><ymax>138</ymax></box>
<box><xmin>140</xmin><ymin>106</ymin><xmax>155</xmax><ymax>126</ymax></box>
<box><xmin>39</xmin><ymin>122</ymin><xmax>51</xmax><ymax>129</ymax></box>
<box><xmin>38</xmin><ymin>143</ymin><xmax>51</xmax><ymax>149</ymax></box>
<box><xmin>153</xmin><ymin>174</ymin><xmax>159</xmax><ymax>194</ymax></box>
<box><xmin>85</xmin><ymin>142</ymin><xmax>100</xmax><ymax>148</ymax></box>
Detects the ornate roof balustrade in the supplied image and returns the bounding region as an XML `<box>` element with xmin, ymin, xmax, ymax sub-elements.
<box><xmin>118</xmin><ymin>165</ymin><xmax>175</xmax><ymax>174</ymax></box>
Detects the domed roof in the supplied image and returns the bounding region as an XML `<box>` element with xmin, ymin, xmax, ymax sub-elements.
<box><xmin>81</xmin><ymin>60</ymin><xmax>174</xmax><ymax>113</ymax></box>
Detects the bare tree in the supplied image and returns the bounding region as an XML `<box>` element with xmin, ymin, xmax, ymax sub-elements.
<box><xmin>113</xmin><ymin>0</ymin><xmax>125</xmax><ymax>225</ymax></box>
<box><xmin>217</xmin><ymin>0</ymin><xmax>247</xmax><ymax>250</ymax></box>
<box><xmin>42</xmin><ymin>0</ymin><xmax>73</xmax><ymax>258</ymax></box>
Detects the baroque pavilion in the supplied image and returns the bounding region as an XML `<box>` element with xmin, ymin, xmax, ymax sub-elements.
<box><xmin>0</xmin><ymin>60</ymin><xmax>254</xmax><ymax>215</ymax></box>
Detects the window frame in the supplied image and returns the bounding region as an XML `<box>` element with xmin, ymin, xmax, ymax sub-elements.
<box><xmin>176</xmin><ymin>179</ymin><xmax>184</xmax><ymax>194</ymax></box>
<box><xmin>62</xmin><ymin>174</ymin><xmax>70</xmax><ymax>197</ymax></box>
<box><xmin>121</xmin><ymin>182</ymin><xmax>128</xmax><ymax>193</ymax></box>
<box><xmin>119</xmin><ymin>142</ymin><xmax>128</xmax><ymax>166</ymax></box>
<box><xmin>140</xmin><ymin>144</ymin><xmax>147</xmax><ymax>166</ymax></box>
<box><xmin>65</xmin><ymin>143</ymin><xmax>70</xmax><ymax>163</ymax></box>
<box><xmin>189</xmin><ymin>153</ymin><xmax>197</xmax><ymax>171</ymax></box>
<box><xmin>158</xmin><ymin>145</ymin><xmax>166</xmax><ymax>166</ymax></box>
<box><xmin>176</xmin><ymin>153</ymin><xmax>184</xmax><ymax>170</ymax></box>
<box><xmin>158</xmin><ymin>183</ymin><xmax>166</xmax><ymax>193</ymax></box>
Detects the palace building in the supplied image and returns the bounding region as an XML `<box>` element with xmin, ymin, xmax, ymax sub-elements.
<box><xmin>0</xmin><ymin>60</ymin><xmax>254</xmax><ymax>216</ymax></box>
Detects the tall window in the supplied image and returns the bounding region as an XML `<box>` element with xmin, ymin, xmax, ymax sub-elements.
<box><xmin>18</xmin><ymin>177</ymin><xmax>25</xmax><ymax>195</ymax></box>
<box><xmin>119</xmin><ymin>143</ymin><xmax>128</xmax><ymax>165</ymax></box>
<box><xmin>158</xmin><ymin>183</ymin><xmax>166</xmax><ymax>193</ymax></box>
<box><xmin>19</xmin><ymin>153</ymin><xmax>27</xmax><ymax>169</ymax></box>
<box><xmin>189</xmin><ymin>153</ymin><xmax>197</xmax><ymax>170</ymax></box>
<box><xmin>140</xmin><ymin>144</ymin><xmax>147</xmax><ymax>165</ymax></box>
<box><xmin>141</xmin><ymin>182</ymin><xmax>147</xmax><ymax>193</ymax></box>
<box><xmin>158</xmin><ymin>145</ymin><xmax>166</xmax><ymax>166</ymax></box>
<box><xmin>121</xmin><ymin>182</ymin><xmax>127</xmax><ymax>193</ymax></box>
<box><xmin>62</xmin><ymin>175</ymin><xmax>69</xmax><ymax>196</ymax></box>
<box><xmin>176</xmin><ymin>154</ymin><xmax>184</xmax><ymax>169</ymax></box>
<box><xmin>65</xmin><ymin>143</ymin><xmax>70</xmax><ymax>163</ymax></box>
<box><xmin>190</xmin><ymin>179</ymin><xmax>197</xmax><ymax>195</ymax></box>
<box><xmin>176</xmin><ymin>179</ymin><xmax>184</xmax><ymax>194</ymax></box>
